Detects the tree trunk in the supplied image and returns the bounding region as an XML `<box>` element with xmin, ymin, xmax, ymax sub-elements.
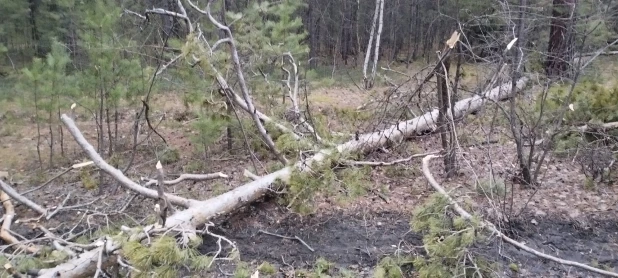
<box><xmin>369</xmin><ymin>0</ymin><xmax>384</xmax><ymax>88</ymax></box>
<box><xmin>545</xmin><ymin>0</ymin><xmax>577</xmax><ymax>78</ymax></box>
<box><xmin>510</xmin><ymin>0</ymin><xmax>532</xmax><ymax>186</ymax></box>
<box><xmin>363</xmin><ymin>0</ymin><xmax>380</xmax><ymax>89</ymax></box>
<box><xmin>28</xmin><ymin>0</ymin><xmax>42</xmax><ymax>57</ymax></box>
<box><xmin>307</xmin><ymin>0</ymin><xmax>318</xmax><ymax>68</ymax></box>
<box><xmin>437</xmin><ymin>50</ymin><xmax>456</xmax><ymax>177</ymax></box>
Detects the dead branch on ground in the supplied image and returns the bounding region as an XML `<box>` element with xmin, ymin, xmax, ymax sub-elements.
<box><xmin>421</xmin><ymin>154</ymin><xmax>618</xmax><ymax>278</ymax></box>
<box><xmin>0</xmin><ymin>190</ymin><xmax>40</xmax><ymax>254</ymax></box>
<box><xmin>343</xmin><ymin>151</ymin><xmax>440</xmax><ymax>166</ymax></box>
<box><xmin>258</xmin><ymin>229</ymin><xmax>314</xmax><ymax>252</ymax></box>
<box><xmin>20</xmin><ymin>161</ymin><xmax>92</xmax><ymax>196</ymax></box>
<box><xmin>0</xmin><ymin>180</ymin><xmax>47</xmax><ymax>216</ymax></box>
<box><xmin>140</xmin><ymin>172</ymin><xmax>229</xmax><ymax>187</ymax></box>
<box><xmin>62</xmin><ymin>114</ymin><xmax>199</xmax><ymax>208</ymax></box>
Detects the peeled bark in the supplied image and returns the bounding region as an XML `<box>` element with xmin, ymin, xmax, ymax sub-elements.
<box><xmin>39</xmin><ymin>78</ymin><xmax>528</xmax><ymax>277</ymax></box>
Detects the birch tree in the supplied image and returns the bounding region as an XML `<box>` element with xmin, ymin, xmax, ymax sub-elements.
<box><xmin>362</xmin><ymin>0</ymin><xmax>384</xmax><ymax>89</ymax></box>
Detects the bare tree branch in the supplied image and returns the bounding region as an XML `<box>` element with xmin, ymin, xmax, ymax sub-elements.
<box><xmin>141</xmin><ymin>172</ymin><xmax>229</xmax><ymax>187</ymax></box>
<box><xmin>421</xmin><ymin>154</ymin><xmax>618</xmax><ymax>278</ymax></box>
<box><xmin>0</xmin><ymin>180</ymin><xmax>47</xmax><ymax>215</ymax></box>
<box><xmin>61</xmin><ymin>114</ymin><xmax>197</xmax><ymax>208</ymax></box>
<box><xmin>282</xmin><ymin>52</ymin><xmax>323</xmax><ymax>143</ymax></box>
<box><xmin>343</xmin><ymin>151</ymin><xmax>440</xmax><ymax>166</ymax></box>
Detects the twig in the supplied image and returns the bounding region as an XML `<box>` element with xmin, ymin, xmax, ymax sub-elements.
<box><xmin>93</xmin><ymin>239</ymin><xmax>105</xmax><ymax>278</ymax></box>
<box><xmin>421</xmin><ymin>154</ymin><xmax>618</xmax><ymax>277</ymax></box>
<box><xmin>20</xmin><ymin>167</ymin><xmax>72</xmax><ymax>196</ymax></box>
<box><xmin>47</xmin><ymin>194</ymin><xmax>101</xmax><ymax>220</ymax></box>
<box><xmin>258</xmin><ymin>230</ymin><xmax>314</xmax><ymax>252</ymax></box>
<box><xmin>282</xmin><ymin>52</ymin><xmax>323</xmax><ymax>143</ymax></box>
<box><xmin>52</xmin><ymin>240</ymin><xmax>77</xmax><ymax>258</ymax></box>
<box><xmin>141</xmin><ymin>98</ymin><xmax>167</xmax><ymax>145</ymax></box>
<box><xmin>140</xmin><ymin>172</ymin><xmax>229</xmax><ymax>187</ymax></box>
<box><xmin>202</xmin><ymin>223</ymin><xmax>238</xmax><ymax>268</ymax></box>
<box><xmin>45</xmin><ymin>192</ymin><xmax>72</xmax><ymax>220</ymax></box>
<box><xmin>342</xmin><ymin>151</ymin><xmax>440</xmax><ymax>166</ymax></box>
<box><xmin>19</xmin><ymin>160</ymin><xmax>93</xmax><ymax>196</ymax></box>
<box><xmin>117</xmin><ymin>256</ymin><xmax>141</xmax><ymax>273</ymax></box>
<box><xmin>243</xmin><ymin>169</ymin><xmax>260</xmax><ymax>181</ymax></box>
<box><xmin>3</xmin><ymin>263</ymin><xmax>26</xmax><ymax>278</ymax></box>
<box><xmin>118</xmin><ymin>193</ymin><xmax>138</xmax><ymax>213</ymax></box>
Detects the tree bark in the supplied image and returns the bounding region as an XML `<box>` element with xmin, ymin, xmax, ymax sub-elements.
<box><xmin>437</xmin><ymin>50</ymin><xmax>456</xmax><ymax>177</ymax></box>
<box><xmin>362</xmin><ymin>0</ymin><xmax>380</xmax><ymax>89</ymax></box>
<box><xmin>510</xmin><ymin>0</ymin><xmax>532</xmax><ymax>185</ymax></box>
<box><xmin>369</xmin><ymin>0</ymin><xmax>385</xmax><ymax>88</ymax></box>
<box><xmin>545</xmin><ymin>0</ymin><xmax>577</xmax><ymax>78</ymax></box>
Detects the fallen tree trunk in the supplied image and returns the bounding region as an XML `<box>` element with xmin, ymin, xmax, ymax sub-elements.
<box><xmin>421</xmin><ymin>154</ymin><xmax>618</xmax><ymax>277</ymax></box>
<box><xmin>160</xmin><ymin>77</ymin><xmax>530</xmax><ymax>230</ymax></box>
<box><xmin>36</xmin><ymin>78</ymin><xmax>528</xmax><ymax>277</ymax></box>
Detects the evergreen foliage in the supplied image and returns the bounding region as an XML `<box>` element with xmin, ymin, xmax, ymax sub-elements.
<box><xmin>411</xmin><ymin>193</ymin><xmax>496</xmax><ymax>278</ymax></box>
<box><xmin>122</xmin><ymin>235</ymin><xmax>214</xmax><ymax>278</ymax></box>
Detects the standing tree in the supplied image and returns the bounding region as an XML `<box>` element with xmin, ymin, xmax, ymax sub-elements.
<box><xmin>362</xmin><ymin>0</ymin><xmax>384</xmax><ymax>89</ymax></box>
<box><xmin>545</xmin><ymin>0</ymin><xmax>578</xmax><ymax>78</ymax></box>
<box><xmin>437</xmin><ymin>31</ymin><xmax>460</xmax><ymax>178</ymax></box>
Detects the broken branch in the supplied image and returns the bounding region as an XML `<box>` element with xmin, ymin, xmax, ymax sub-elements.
<box><xmin>258</xmin><ymin>229</ymin><xmax>314</xmax><ymax>252</ymax></box>
<box><xmin>0</xmin><ymin>190</ymin><xmax>40</xmax><ymax>253</ymax></box>
<box><xmin>61</xmin><ymin>114</ymin><xmax>197</xmax><ymax>208</ymax></box>
<box><xmin>0</xmin><ymin>180</ymin><xmax>47</xmax><ymax>215</ymax></box>
<box><xmin>343</xmin><ymin>151</ymin><xmax>440</xmax><ymax>166</ymax></box>
<box><xmin>421</xmin><ymin>154</ymin><xmax>618</xmax><ymax>278</ymax></box>
<box><xmin>140</xmin><ymin>172</ymin><xmax>229</xmax><ymax>187</ymax></box>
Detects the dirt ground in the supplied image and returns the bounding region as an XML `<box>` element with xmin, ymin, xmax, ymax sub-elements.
<box><xmin>1</xmin><ymin>66</ymin><xmax>618</xmax><ymax>277</ymax></box>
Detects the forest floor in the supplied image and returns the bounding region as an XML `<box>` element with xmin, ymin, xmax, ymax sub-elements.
<box><xmin>0</xmin><ymin>62</ymin><xmax>617</xmax><ymax>277</ymax></box>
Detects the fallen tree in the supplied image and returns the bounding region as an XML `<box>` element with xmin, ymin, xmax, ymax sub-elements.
<box><xmin>31</xmin><ymin>77</ymin><xmax>529</xmax><ymax>277</ymax></box>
